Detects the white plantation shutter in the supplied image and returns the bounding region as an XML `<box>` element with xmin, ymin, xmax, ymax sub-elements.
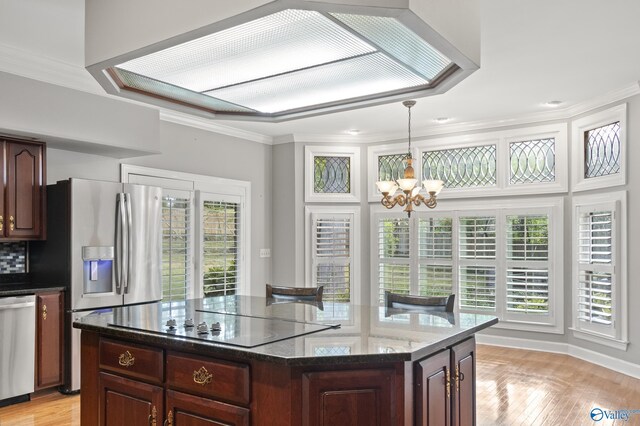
<box><xmin>576</xmin><ymin>204</ymin><xmax>616</xmax><ymax>336</ymax></box>
<box><xmin>200</xmin><ymin>194</ymin><xmax>241</xmax><ymax>297</ymax></box>
<box><xmin>418</xmin><ymin>216</ymin><xmax>454</xmax><ymax>297</ymax></box>
<box><xmin>505</xmin><ymin>215</ymin><xmax>550</xmax><ymax>315</ymax></box>
<box><xmin>311</xmin><ymin>213</ymin><xmax>352</xmax><ymax>302</ymax></box>
<box><xmin>377</xmin><ymin>216</ymin><xmax>411</xmax><ymax>303</ymax></box>
<box><xmin>458</xmin><ymin>216</ymin><xmax>496</xmax><ymax>310</ymax></box>
<box><xmin>161</xmin><ymin>190</ymin><xmax>193</xmax><ymax>302</ymax></box>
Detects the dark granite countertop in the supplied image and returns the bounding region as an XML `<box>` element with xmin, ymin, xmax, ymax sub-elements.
<box><xmin>74</xmin><ymin>296</ymin><xmax>498</xmax><ymax>366</ymax></box>
<box><xmin>0</xmin><ymin>283</ymin><xmax>66</xmax><ymax>296</ymax></box>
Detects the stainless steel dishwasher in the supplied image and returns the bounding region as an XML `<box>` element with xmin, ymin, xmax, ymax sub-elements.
<box><xmin>0</xmin><ymin>295</ymin><xmax>35</xmax><ymax>404</ymax></box>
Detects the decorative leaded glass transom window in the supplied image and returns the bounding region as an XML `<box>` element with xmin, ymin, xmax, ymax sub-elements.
<box><xmin>314</xmin><ymin>156</ymin><xmax>350</xmax><ymax>193</ymax></box>
<box><xmin>422</xmin><ymin>145</ymin><xmax>497</xmax><ymax>188</ymax></box>
<box><xmin>584</xmin><ymin>121</ymin><xmax>621</xmax><ymax>179</ymax></box>
<box><xmin>510</xmin><ymin>138</ymin><xmax>556</xmax><ymax>184</ymax></box>
<box><xmin>378</xmin><ymin>153</ymin><xmax>407</xmax><ymax>182</ymax></box>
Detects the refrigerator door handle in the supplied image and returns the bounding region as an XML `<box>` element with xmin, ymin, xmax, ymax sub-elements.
<box><xmin>124</xmin><ymin>193</ymin><xmax>133</xmax><ymax>294</ymax></box>
<box><xmin>115</xmin><ymin>193</ymin><xmax>123</xmax><ymax>294</ymax></box>
<box><xmin>116</xmin><ymin>192</ymin><xmax>127</xmax><ymax>294</ymax></box>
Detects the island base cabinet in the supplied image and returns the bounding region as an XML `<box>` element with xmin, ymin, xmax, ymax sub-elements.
<box><xmin>415</xmin><ymin>337</ymin><xmax>477</xmax><ymax>426</ymax></box>
<box><xmin>98</xmin><ymin>372</ymin><xmax>163</xmax><ymax>426</ymax></box>
<box><xmin>415</xmin><ymin>350</ymin><xmax>451</xmax><ymax>426</ymax></box>
<box><xmin>302</xmin><ymin>368</ymin><xmax>399</xmax><ymax>426</ymax></box>
<box><xmin>166</xmin><ymin>389</ymin><xmax>250</xmax><ymax>426</ymax></box>
<box><xmin>451</xmin><ymin>338</ymin><xmax>476</xmax><ymax>426</ymax></box>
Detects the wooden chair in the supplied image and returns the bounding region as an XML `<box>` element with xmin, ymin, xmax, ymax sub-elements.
<box><xmin>266</xmin><ymin>284</ymin><xmax>324</xmax><ymax>302</ymax></box>
<box><xmin>384</xmin><ymin>291</ymin><xmax>455</xmax><ymax>313</ymax></box>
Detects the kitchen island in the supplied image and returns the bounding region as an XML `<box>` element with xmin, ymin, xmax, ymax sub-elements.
<box><xmin>75</xmin><ymin>296</ymin><xmax>497</xmax><ymax>425</ymax></box>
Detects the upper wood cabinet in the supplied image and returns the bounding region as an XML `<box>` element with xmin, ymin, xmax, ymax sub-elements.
<box><xmin>0</xmin><ymin>138</ymin><xmax>46</xmax><ymax>240</ymax></box>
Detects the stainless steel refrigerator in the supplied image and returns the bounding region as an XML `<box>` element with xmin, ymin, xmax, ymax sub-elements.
<box><xmin>31</xmin><ymin>178</ymin><xmax>162</xmax><ymax>392</ymax></box>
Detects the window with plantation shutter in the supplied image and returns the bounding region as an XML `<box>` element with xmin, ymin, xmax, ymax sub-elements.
<box><xmin>162</xmin><ymin>190</ymin><xmax>193</xmax><ymax>302</ymax></box>
<box><xmin>312</xmin><ymin>214</ymin><xmax>352</xmax><ymax>302</ymax></box>
<box><xmin>572</xmin><ymin>192</ymin><xmax>627</xmax><ymax>349</ymax></box>
<box><xmin>306</xmin><ymin>206</ymin><xmax>360</xmax><ymax>305</ymax></box>
<box><xmin>377</xmin><ymin>216</ymin><xmax>411</xmax><ymax>303</ymax></box>
<box><xmin>577</xmin><ymin>208</ymin><xmax>615</xmax><ymax>330</ymax></box>
<box><xmin>505</xmin><ymin>215</ymin><xmax>549</xmax><ymax>315</ymax></box>
<box><xmin>200</xmin><ymin>196</ymin><xmax>241</xmax><ymax>297</ymax></box>
<box><xmin>458</xmin><ymin>216</ymin><xmax>496</xmax><ymax>311</ymax></box>
<box><xmin>418</xmin><ymin>216</ymin><xmax>453</xmax><ymax>297</ymax></box>
<box><xmin>372</xmin><ymin>198</ymin><xmax>562</xmax><ymax>332</ymax></box>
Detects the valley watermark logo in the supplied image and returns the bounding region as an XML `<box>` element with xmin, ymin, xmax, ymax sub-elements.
<box><xmin>590</xmin><ymin>407</ymin><xmax>640</xmax><ymax>422</ymax></box>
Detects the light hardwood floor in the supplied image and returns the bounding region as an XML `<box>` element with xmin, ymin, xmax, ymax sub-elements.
<box><xmin>0</xmin><ymin>345</ymin><xmax>639</xmax><ymax>425</ymax></box>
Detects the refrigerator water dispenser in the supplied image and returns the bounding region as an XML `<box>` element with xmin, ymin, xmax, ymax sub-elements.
<box><xmin>82</xmin><ymin>246</ymin><xmax>114</xmax><ymax>294</ymax></box>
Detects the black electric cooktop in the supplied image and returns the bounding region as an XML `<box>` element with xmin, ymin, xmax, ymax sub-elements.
<box><xmin>108</xmin><ymin>308</ymin><xmax>339</xmax><ymax>348</ymax></box>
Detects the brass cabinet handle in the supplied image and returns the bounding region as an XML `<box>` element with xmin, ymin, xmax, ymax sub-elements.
<box><xmin>193</xmin><ymin>366</ymin><xmax>213</xmax><ymax>386</ymax></box>
<box><xmin>455</xmin><ymin>365</ymin><xmax>459</xmax><ymax>393</ymax></box>
<box><xmin>118</xmin><ymin>350</ymin><xmax>135</xmax><ymax>367</ymax></box>
<box><xmin>149</xmin><ymin>406</ymin><xmax>157</xmax><ymax>426</ymax></box>
<box><xmin>446</xmin><ymin>368</ymin><xmax>451</xmax><ymax>399</ymax></box>
<box><xmin>149</xmin><ymin>405</ymin><xmax>158</xmax><ymax>426</ymax></box>
<box><xmin>42</xmin><ymin>304</ymin><xmax>47</xmax><ymax>321</ymax></box>
<box><xmin>163</xmin><ymin>410</ymin><xmax>173</xmax><ymax>426</ymax></box>
<box><xmin>0</xmin><ymin>215</ymin><xmax>3</xmax><ymax>231</ymax></box>
<box><xmin>9</xmin><ymin>216</ymin><xmax>14</xmax><ymax>231</ymax></box>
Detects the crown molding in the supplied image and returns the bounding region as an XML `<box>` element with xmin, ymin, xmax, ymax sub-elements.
<box><xmin>159</xmin><ymin>110</ymin><xmax>274</xmax><ymax>145</ymax></box>
<box><xmin>301</xmin><ymin>81</ymin><xmax>640</xmax><ymax>144</ymax></box>
<box><xmin>565</xmin><ymin>82</ymin><xmax>640</xmax><ymax>117</ymax></box>
<box><xmin>1</xmin><ymin>40</ymin><xmax>638</xmax><ymax>146</ymax></box>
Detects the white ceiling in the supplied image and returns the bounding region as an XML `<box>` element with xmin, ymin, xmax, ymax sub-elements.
<box><xmin>2</xmin><ymin>0</ymin><xmax>640</xmax><ymax>141</ymax></box>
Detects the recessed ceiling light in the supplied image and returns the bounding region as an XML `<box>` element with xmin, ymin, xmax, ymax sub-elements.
<box><xmin>543</xmin><ymin>100</ymin><xmax>562</xmax><ymax>108</ymax></box>
<box><xmin>433</xmin><ymin>117</ymin><xmax>452</xmax><ymax>123</ymax></box>
<box><xmin>346</xmin><ymin>129</ymin><xmax>360</xmax><ymax>135</ymax></box>
<box><xmin>89</xmin><ymin>1</ymin><xmax>480</xmax><ymax>122</ymax></box>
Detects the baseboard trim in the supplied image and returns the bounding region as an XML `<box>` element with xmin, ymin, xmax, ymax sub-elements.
<box><xmin>476</xmin><ymin>334</ymin><xmax>640</xmax><ymax>380</ymax></box>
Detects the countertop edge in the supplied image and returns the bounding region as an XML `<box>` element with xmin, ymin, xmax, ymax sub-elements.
<box><xmin>74</xmin><ymin>316</ymin><xmax>498</xmax><ymax>366</ymax></box>
<box><xmin>0</xmin><ymin>285</ymin><xmax>66</xmax><ymax>297</ymax></box>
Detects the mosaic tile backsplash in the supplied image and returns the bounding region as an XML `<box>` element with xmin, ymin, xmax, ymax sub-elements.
<box><xmin>0</xmin><ymin>242</ymin><xmax>27</xmax><ymax>274</ymax></box>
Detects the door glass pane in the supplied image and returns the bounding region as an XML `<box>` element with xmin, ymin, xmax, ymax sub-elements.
<box><xmin>202</xmin><ymin>201</ymin><xmax>240</xmax><ymax>297</ymax></box>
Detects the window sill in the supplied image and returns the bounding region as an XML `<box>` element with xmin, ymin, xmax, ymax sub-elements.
<box><xmin>492</xmin><ymin>319</ymin><xmax>563</xmax><ymax>335</ymax></box>
<box><xmin>570</xmin><ymin>327</ymin><xmax>629</xmax><ymax>351</ymax></box>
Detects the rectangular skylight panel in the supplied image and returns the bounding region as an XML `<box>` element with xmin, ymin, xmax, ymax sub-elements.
<box><xmin>205</xmin><ymin>53</ymin><xmax>427</xmax><ymax>113</ymax></box>
<box><xmin>113</xmin><ymin>68</ymin><xmax>255</xmax><ymax>113</ymax></box>
<box><xmin>116</xmin><ymin>9</ymin><xmax>375</xmax><ymax>93</ymax></box>
<box><xmin>330</xmin><ymin>13</ymin><xmax>452</xmax><ymax>81</ymax></box>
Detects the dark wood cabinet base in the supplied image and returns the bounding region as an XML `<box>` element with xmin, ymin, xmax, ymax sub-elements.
<box><xmin>80</xmin><ymin>331</ymin><xmax>477</xmax><ymax>425</ymax></box>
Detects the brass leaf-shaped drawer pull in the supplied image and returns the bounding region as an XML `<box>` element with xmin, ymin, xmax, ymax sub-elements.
<box><xmin>42</xmin><ymin>304</ymin><xmax>47</xmax><ymax>321</ymax></box>
<box><xmin>118</xmin><ymin>350</ymin><xmax>135</xmax><ymax>367</ymax></box>
<box><xmin>9</xmin><ymin>216</ymin><xmax>14</xmax><ymax>231</ymax></box>
<box><xmin>0</xmin><ymin>215</ymin><xmax>3</xmax><ymax>231</ymax></box>
<box><xmin>193</xmin><ymin>366</ymin><xmax>213</xmax><ymax>386</ymax></box>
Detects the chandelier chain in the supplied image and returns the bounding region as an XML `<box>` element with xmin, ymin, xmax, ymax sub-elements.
<box><xmin>407</xmin><ymin>103</ymin><xmax>412</xmax><ymax>156</ymax></box>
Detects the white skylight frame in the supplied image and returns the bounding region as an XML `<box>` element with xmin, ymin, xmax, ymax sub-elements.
<box><xmin>88</xmin><ymin>1</ymin><xmax>479</xmax><ymax>122</ymax></box>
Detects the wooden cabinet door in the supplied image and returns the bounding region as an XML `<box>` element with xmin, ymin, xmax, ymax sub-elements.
<box><xmin>35</xmin><ymin>291</ymin><xmax>63</xmax><ymax>390</ymax></box>
<box><xmin>99</xmin><ymin>372</ymin><xmax>163</xmax><ymax>426</ymax></box>
<box><xmin>451</xmin><ymin>337</ymin><xmax>476</xmax><ymax>426</ymax></box>
<box><xmin>302</xmin><ymin>368</ymin><xmax>399</xmax><ymax>426</ymax></box>
<box><xmin>5</xmin><ymin>140</ymin><xmax>45</xmax><ymax>239</ymax></box>
<box><xmin>0</xmin><ymin>141</ymin><xmax>5</xmax><ymax>236</ymax></box>
<box><xmin>415</xmin><ymin>350</ymin><xmax>451</xmax><ymax>426</ymax></box>
<box><xmin>166</xmin><ymin>389</ymin><xmax>249</xmax><ymax>426</ymax></box>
